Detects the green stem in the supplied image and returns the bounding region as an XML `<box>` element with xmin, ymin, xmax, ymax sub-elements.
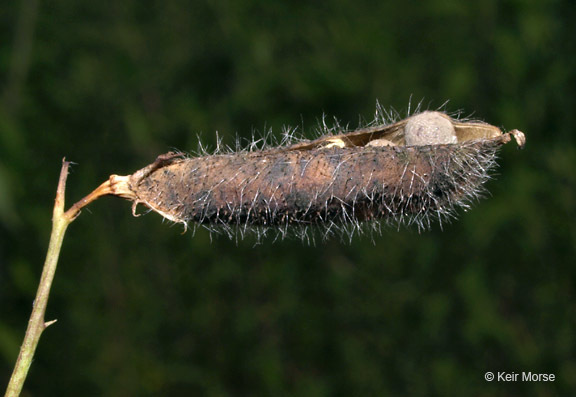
<box><xmin>4</xmin><ymin>160</ymin><xmax>81</xmax><ymax>397</ymax></box>
<box><xmin>4</xmin><ymin>156</ymin><xmax>116</xmax><ymax>396</ymax></box>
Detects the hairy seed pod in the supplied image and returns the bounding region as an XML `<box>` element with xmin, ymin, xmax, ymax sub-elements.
<box><xmin>107</xmin><ymin>110</ymin><xmax>525</xmax><ymax>239</ymax></box>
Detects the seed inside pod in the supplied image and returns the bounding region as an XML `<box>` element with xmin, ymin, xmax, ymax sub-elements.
<box><xmin>405</xmin><ymin>111</ymin><xmax>457</xmax><ymax>146</ymax></box>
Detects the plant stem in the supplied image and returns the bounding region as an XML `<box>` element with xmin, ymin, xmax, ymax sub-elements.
<box><xmin>5</xmin><ymin>160</ymin><xmax>83</xmax><ymax>397</ymax></box>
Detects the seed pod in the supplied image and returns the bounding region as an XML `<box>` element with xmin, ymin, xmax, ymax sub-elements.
<box><xmin>107</xmin><ymin>111</ymin><xmax>525</xmax><ymax>239</ymax></box>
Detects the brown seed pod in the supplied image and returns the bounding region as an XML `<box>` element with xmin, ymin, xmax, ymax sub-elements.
<box><xmin>105</xmin><ymin>110</ymin><xmax>525</xmax><ymax>240</ymax></box>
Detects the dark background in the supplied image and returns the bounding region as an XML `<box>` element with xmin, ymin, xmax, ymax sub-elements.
<box><xmin>1</xmin><ymin>1</ymin><xmax>575</xmax><ymax>395</ymax></box>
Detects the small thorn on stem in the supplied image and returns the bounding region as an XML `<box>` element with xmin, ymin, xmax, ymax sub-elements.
<box><xmin>44</xmin><ymin>319</ymin><xmax>58</xmax><ymax>329</ymax></box>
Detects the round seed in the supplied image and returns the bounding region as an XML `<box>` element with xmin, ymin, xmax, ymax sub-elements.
<box><xmin>405</xmin><ymin>111</ymin><xmax>457</xmax><ymax>146</ymax></box>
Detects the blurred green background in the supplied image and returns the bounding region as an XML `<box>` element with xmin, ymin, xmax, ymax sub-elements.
<box><xmin>1</xmin><ymin>0</ymin><xmax>575</xmax><ymax>395</ymax></box>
